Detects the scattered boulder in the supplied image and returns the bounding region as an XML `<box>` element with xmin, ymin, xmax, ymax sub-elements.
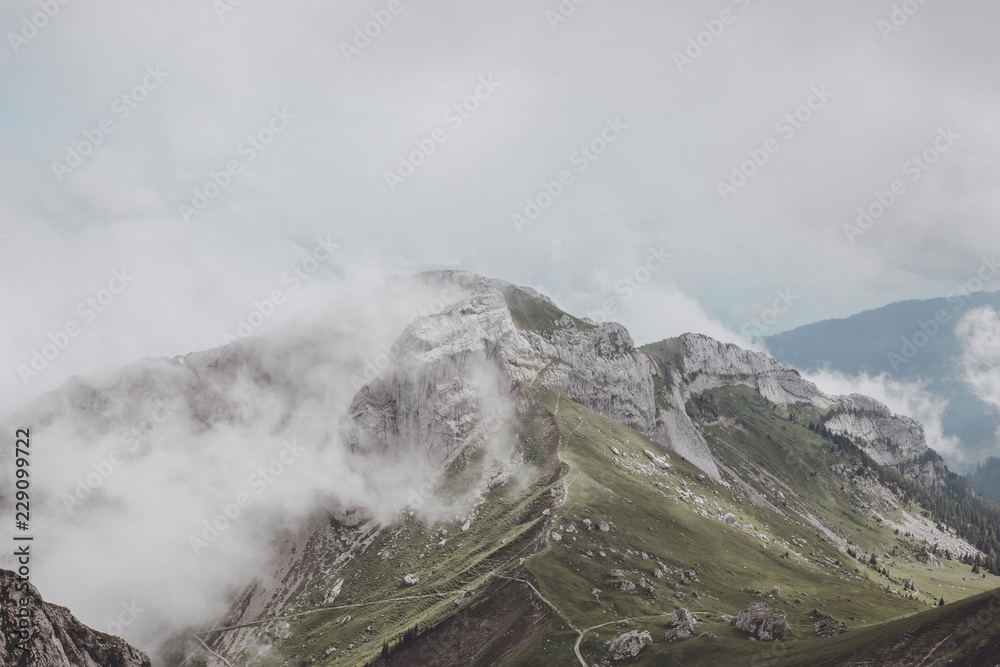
<box><xmin>735</xmin><ymin>603</ymin><xmax>790</xmax><ymax>641</ymax></box>
<box><xmin>403</xmin><ymin>574</ymin><xmax>419</xmax><ymax>586</ymax></box>
<box><xmin>599</xmin><ymin>522</ymin><xmax>611</xmax><ymax>532</ymax></box>
<box><xmin>454</xmin><ymin>591</ymin><xmax>472</xmax><ymax>607</ymax></box>
<box><xmin>814</xmin><ymin>620</ymin><xmax>837</xmax><ymax>637</ymax></box>
<box><xmin>916</xmin><ymin>551</ymin><xmax>943</xmax><ymax>567</ymax></box>
<box><xmin>723</xmin><ymin>513</ymin><xmax>737</xmax><ymax>525</ymax></box>
<box><xmin>813</xmin><ymin>612</ymin><xmax>847</xmax><ymax>637</ymax></box>
<box><xmin>666</xmin><ymin>608</ymin><xmax>697</xmax><ymax>641</ymax></box>
<box><xmin>643</xmin><ymin>449</ymin><xmax>672</xmax><ymax>469</ymax></box>
<box><xmin>619</xmin><ymin>581</ymin><xmax>636</xmax><ymax>591</ymax></box>
<box><xmin>551</xmin><ymin>532</ymin><xmax>562</xmax><ymax>542</ymax></box>
<box><xmin>607</xmin><ymin>630</ymin><xmax>652</xmax><ymax>661</ymax></box>
<box><xmin>610</xmin><ymin>569</ymin><xmax>625</xmax><ymax>578</ymax></box>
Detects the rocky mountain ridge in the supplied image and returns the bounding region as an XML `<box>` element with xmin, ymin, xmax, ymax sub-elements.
<box><xmin>3</xmin><ymin>270</ymin><xmax>995</xmax><ymax>666</ymax></box>
<box><xmin>0</xmin><ymin>569</ymin><xmax>151</xmax><ymax>667</ymax></box>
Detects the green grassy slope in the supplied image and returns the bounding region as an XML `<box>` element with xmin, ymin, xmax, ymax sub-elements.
<box><xmin>194</xmin><ymin>380</ymin><xmax>1000</xmax><ymax>666</ymax></box>
<box><xmin>506</xmin><ymin>385</ymin><xmax>1000</xmax><ymax>666</ymax></box>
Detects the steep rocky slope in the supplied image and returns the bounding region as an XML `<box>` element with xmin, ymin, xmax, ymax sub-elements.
<box><xmin>0</xmin><ymin>570</ymin><xmax>151</xmax><ymax>667</ymax></box>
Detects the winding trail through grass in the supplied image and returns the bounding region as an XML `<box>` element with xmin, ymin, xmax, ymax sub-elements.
<box><xmin>508</xmin><ymin>407</ymin><xmax>596</xmax><ymax>665</ymax></box>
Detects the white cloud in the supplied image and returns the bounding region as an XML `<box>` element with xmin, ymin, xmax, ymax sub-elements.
<box><xmin>956</xmin><ymin>306</ymin><xmax>1000</xmax><ymax>410</ymax></box>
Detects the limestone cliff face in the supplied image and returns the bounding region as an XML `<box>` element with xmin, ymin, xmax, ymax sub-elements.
<box><xmin>341</xmin><ymin>282</ymin><xmax>657</xmax><ymax>475</ymax></box>
<box><xmin>527</xmin><ymin>318</ymin><xmax>656</xmax><ymax>436</ymax></box>
<box><xmin>0</xmin><ymin>570</ymin><xmax>151</xmax><ymax>667</ymax></box>
<box><xmin>677</xmin><ymin>334</ymin><xmax>833</xmax><ymax>408</ymax></box>
<box><xmin>637</xmin><ymin>333</ymin><xmax>938</xmax><ymax>481</ymax></box>
<box><xmin>342</xmin><ymin>276</ymin><xmax>944</xmax><ymax>487</ymax></box>
<box><xmin>646</xmin><ymin>376</ymin><xmax>721</xmax><ymax>481</ymax></box>
<box><xmin>823</xmin><ymin>395</ymin><xmax>928</xmax><ymax>467</ymax></box>
<box><xmin>641</xmin><ymin>333</ymin><xmax>835</xmax><ymax>481</ymax></box>
<box><xmin>342</xmin><ymin>289</ymin><xmax>536</xmax><ymax>470</ymax></box>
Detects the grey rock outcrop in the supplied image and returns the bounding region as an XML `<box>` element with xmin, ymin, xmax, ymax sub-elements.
<box><xmin>667</xmin><ymin>608</ymin><xmax>697</xmax><ymax>640</ymax></box>
<box><xmin>607</xmin><ymin>629</ymin><xmax>651</xmax><ymax>661</ymax></box>
<box><xmin>0</xmin><ymin>570</ymin><xmax>151</xmax><ymax>667</ymax></box>
<box><xmin>679</xmin><ymin>334</ymin><xmax>833</xmax><ymax>407</ymax></box>
<box><xmin>824</xmin><ymin>396</ymin><xmax>926</xmax><ymax>466</ymax></box>
<box><xmin>734</xmin><ymin>602</ymin><xmax>789</xmax><ymax>641</ymax></box>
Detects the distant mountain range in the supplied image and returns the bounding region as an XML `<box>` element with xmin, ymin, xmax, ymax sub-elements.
<box><xmin>765</xmin><ymin>290</ymin><xmax>1000</xmax><ymax>477</ymax></box>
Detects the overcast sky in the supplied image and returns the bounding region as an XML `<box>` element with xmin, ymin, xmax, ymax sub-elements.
<box><xmin>1</xmin><ymin>0</ymin><xmax>999</xmax><ymax>415</ymax></box>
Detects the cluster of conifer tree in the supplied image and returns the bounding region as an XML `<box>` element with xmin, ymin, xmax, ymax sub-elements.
<box><xmin>809</xmin><ymin>421</ymin><xmax>1000</xmax><ymax>576</ymax></box>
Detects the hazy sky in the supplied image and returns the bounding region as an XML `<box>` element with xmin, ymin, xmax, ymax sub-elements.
<box><xmin>2</xmin><ymin>0</ymin><xmax>999</xmax><ymax>413</ymax></box>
